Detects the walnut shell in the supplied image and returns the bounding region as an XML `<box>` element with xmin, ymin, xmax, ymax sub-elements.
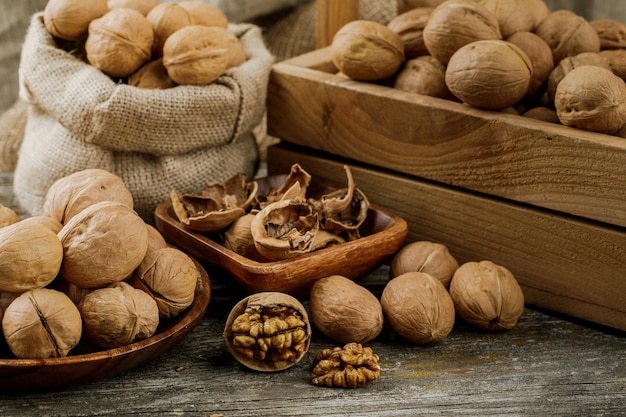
<box><xmin>86</xmin><ymin>8</ymin><xmax>154</xmax><ymax>78</ymax></box>
<box><xmin>0</xmin><ymin>221</ymin><xmax>63</xmax><ymax>293</ymax></box>
<box><xmin>479</xmin><ymin>0</ymin><xmax>535</xmax><ymax>38</ymax></box>
<box><xmin>0</xmin><ymin>203</ymin><xmax>20</xmax><ymax>228</ymax></box>
<box><xmin>590</xmin><ymin>19</ymin><xmax>626</xmax><ymax>50</ymax></box>
<box><xmin>222</xmin><ymin>213</ymin><xmax>266</xmax><ymax>261</ymax></box>
<box><xmin>554</xmin><ymin>65</ymin><xmax>626</xmax><ymax>134</ymax></box>
<box><xmin>2</xmin><ymin>288</ymin><xmax>82</xmax><ymax>358</ymax></box>
<box><xmin>43</xmin><ymin>168</ymin><xmax>134</xmax><ymax>225</ymax></box>
<box><xmin>19</xmin><ymin>216</ymin><xmax>64</xmax><ymax>234</ymax></box>
<box><xmin>223</xmin><ymin>292</ymin><xmax>311</xmax><ymax>372</ymax></box>
<box><xmin>445</xmin><ymin>39</ymin><xmax>532</xmax><ymax>109</ymax></box>
<box><xmin>163</xmin><ymin>25</ymin><xmax>231</xmax><ymax>85</ymax></box>
<box><xmin>381</xmin><ymin>272</ymin><xmax>455</xmax><ymax>344</ymax></box>
<box><xmin>600</xmin><ymin>49</ymin><xmax>626</xmax><ymax>81</ymax></box>
<box><xmin>387</xmin><ymin>7</ymin><xmax>434</xmax><ymax>59</ymax></box>
<box><xmin>44</xmin><ymin>0</ymin><xmax>109</xmax><ymax>40</ymax></box>
<box><xmin>534</xmin><ymin>10</ymin><xmax>600</xmax><ymax>65</ymax></box>
<box><xmin>546</xmin><ymin>52</ymin><xmax>611</xmax><ymax>105</ymax></box>
<box><xmin>449</xmin><ymin>260</ymin><xmax>524</xmax><ymax>330</ymax></box>
<box><xmin>130</xmin><ymin>247</ymin><xmax>197</xmax><ymax>318</ymax></box>
<box><xmin>389</xmin><ymin>241</ymin><xmax>459</xmax><ymax>289</ymax></box>
<box><xmin>309</xmin><ymin>275</ymin><xmax>384</xmax><ymax>344</ymax></box>
<box><xmin>393</xmin><ymin>55</ymin><xmax>455</xmax><ymax>100</ymax></box>
<box><xmin>146</xmin><ymin>2</ymin><xmax>194</xmax><ymax>57</ymax></box>
<box><xmin>78</xmin><ymin>281</ymin><xmax>159</xmax><ymax>349</ymax></box>
<box><xmin>107</xmin><ymin>0</ymin><xmax>159</xmax><ymax>16</ymax></box>
<box><xmin>179</xmin><ymin>1</ymin><xmax>228</xmax><ymax>28</ymax></box>
<box><xmin>145</xmin><ymin>223</ymin><xmax>168</xmax><ymax>256</ymax></box>
<box><xmin>58</xmin><ymin>201</ymin><xmax>149</xmax><ymax>289</ymax></box>
<box><xmin>522</xmin><ymin>107</ymin><xmax>560</xmax><ymax>124</ymax></box>
<box><xmin>331</xmin><ymin>20</ymin><xmax>405</xmax><ymax>81</ymax></box>
<box><xmin>423</xmin><ymin>0</ymin><xmax>501</xmax><ymax>65</ymax></box>
<box><xmin>128</xmin><ymin>58</ymin><xmax>177</xmax><ymax>89</ymax></box>
<box><xmin>506</xmin><ymin>31</ymin><xmax>554</xmax><ymax>101</ymax></box>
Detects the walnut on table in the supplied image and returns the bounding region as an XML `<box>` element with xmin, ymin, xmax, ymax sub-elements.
<box><xmin>310</xmin><ymin>342</ymin><xmax>381</xmax><ymax>389</ymax></box>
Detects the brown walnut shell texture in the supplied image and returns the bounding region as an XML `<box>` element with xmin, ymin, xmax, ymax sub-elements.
<box><xmin>479</xmin><ymin>0</ymin><xmax>536</xmax><ymax>38</ymax></box>
<box><xmin>44</xmin><ymin>168</ymin><xmax>134</xmax><ymax>225</ymax></box>
<box><xmin>590</xmin><ymin>19</ymin><xmax>626</xmax><ymax>50</ymax></box>
<box><xmin>2</xmin><ymin>288</ymin><xmax>82</xmax><ymax>359</ymax></box>
<box><xmin>331</xmin><ymin>20</ymin><xmax>405</xmax><ymax>81</ymax></box>
<box><xmin>129</xmin><ymin>58</ymin><xmax>177</xmax><ymax>89</ymax></box>
<box><xmin>58</xmin><ymin>201</ymin><xmax>149</xmax><ymax>289</ymax></box>
<box><xmin>422</xmin><ymin>0</ymin><xmax>502</xmax><ymax>65</ymax></box>
<box><xmin>309</xmin><ymin>275</ymin><xmax>383</xmax><ymax>344</ymax></box>
<box><xmin>107</xmin><ymin>0</ymin><xmax>159</xmax><ymax>16</ymax></box>
<box><xmin>506</xmin><ymin>31</ymin><xmax>554</xmax><ymax>101</ymax></box>
<box><xmin>555</xmin><ymin>65</ymin><xmax>626</xmax><ymax>134</ymax></box>
<box><xmin>600</xmin><ymin>49</ymin><xmax>626</xmax><ymax>81</ymax></box>
<box><xmin>0</xmin><ymin>204</ymin><xmax>20</xmax><ymax>228</ymax></box>
<box><xmin>449</xmin><ymin>260</ymin><xmax>524</xmax><ymax>331</ymax></box>
<box><xmin>223</xmin><ymin>292</ymin><xmax>311</xmax><ymax>372</ymax></box>
<box><xmin>386</xmin><ymin>7</ymin><xmax>434</xmax><ymax>59</ymax></box>
<box><xmin>381</xmin><ymin>272</ymin><xmax>455</xmax><ymax>345</ymax></box>
<box><xmin>44</xmin><ymin>0</ymin><xmax>109</xmax><ymax>41</ymax></box>
<box><xmin>389</xmin><ymin>241</ymin><xmax>459</xmax><ymax>289</ymax></box>
<box><xmin>546</xmin><ymin>52</ymin><xmax>611</xmax><ymax>105</ymax></box>
<box><xmin>147</xmin><ymin>2</ymin><xmax>194</xmax><ymax>58</ymax></box>
<box><xmin>394</xmin><ymin>55</ymin><xmax>455</xmax><ymax>100</ymax></box>
<box><xmin>179</xmin><ymin>1</ymin><xmax>229</xmax><ymax>28</ymax></box>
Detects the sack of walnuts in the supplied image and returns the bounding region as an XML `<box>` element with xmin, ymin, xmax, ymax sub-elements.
<box><xmin>14</xmin><ymin>12</ymin><xmax>273</xmax><ymax>222</ymax></box>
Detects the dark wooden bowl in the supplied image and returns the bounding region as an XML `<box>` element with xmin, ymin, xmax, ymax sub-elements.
<box><xmin>154</xmin><ymin>175</ymin><xmax>408</xmax><ymax>297</ymax></box>
<box><xmin>0</xmin><ymin>259</ymin><xmax>211</xmax><ymax>392</ymax></box>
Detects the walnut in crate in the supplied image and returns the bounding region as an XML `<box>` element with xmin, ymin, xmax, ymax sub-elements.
<box><xmin>554</xmin><ymin>65</ymin><xmax>626</xmax><ymax>134</ymax></box>
<box><xmin>44</xmin><ymin>168</ymin><xmax>134</xmax><ymax>225</ymax></box>
<box><xmin>445</xmin><ymin>40</ymin><xmax>532</xmax><ymax>110</ymax></box>
<box><xmin>389</xmin><ymin>241</ymin><xmax>458</xmax><ymax>289</ymax></box>
<box><xmin>600</xmin><ymin>49</ymin><xmax>626</xmax><ymax>81</ymax></box>
<box><xmin>78</xmin><ymin>282</ymin><xmax>160</xmax><ymax>350</ymax></box>
<box><xmin>2</xmin><ymin>288</ymin><xmax>82</xmax><ymax>359</ymax></box>
<box><xmin>223</xmin><ymin>292</ymin><xmax>311</xmax><ymax>372</ymax></box>
<box><xmin>422</xmin><ymin>0</ymin><xmax>501</xmax><ymax>65</ymax></box>
<box><xmin>330</xmin><ymin>20</ymin><xmax>405</xmax><ymax>81</ymax></box>
<box><xmin>310</xmin><ymin>342</ymin><xmax>381</xmax><ymax>389</ymax></box>
<box><xmin>381</xmin><ymin>271</ymin><xmax>455</xmax><ymax>344</ymax></box>
<box><xmin>44</xmin><ymin>0</ymin><xmax>109</xmax><ymax>41</ymax></box>
<box><xmin>85</xmin><ymin>8</ymin><xmax>154</xmax><ymax>78</ymax></box>
<box><xmin>479</xmin><ymin>0</ymin><xmax>536</xmax><ymax>38</ymax></box>
<box><xmin>534</xmin><ymin>9</ymin><xmax>601</xmax><ymax>65</ymax></box>
<box><xmin>107</xmin><ymin>0</ymin><xmax>159</xmax><ymax>16</ymax></box>
<box><xmin>129</xmin><ymin>247</ymin><xmax>197</xmax><ymax>319</ymax></box>
<box><xmin>449</xmin><ymin>260</ymin><xmax>524</xmax><ymax>330</ymax></box>
<box><xmin>506</xmin><ymin>31</ymin><xmax>554</xmax><ymax>101</ymax></box>
<box><xmin>309</xmin><ymin>275</ymin><xmax>384</xmax><ymax>344</ymax></box>
<box><xmin>394</xmin><ymin>55</ymin><xmax>454</xmax><ymax>100</ymax></box>
<box><xmin>386</xmin><ymin>7</ymin><xmax>434</xmax><ymax>60</ymax></box>
<box><xmin>546</xmin><ymin>52</ymin><xmax>611</xmax><ymax>105</ymax></box>
<box><xmin>590</xmin><ymin>19</ymin><xmax>626</xmax><ymax>50</ymax></box>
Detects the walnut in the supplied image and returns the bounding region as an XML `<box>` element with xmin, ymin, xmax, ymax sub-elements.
<box><xmin>445</xmin><ymin>39</ymin><xmax>532</xmax><ymax>109</ymax></box>
<box><xmin>107</xmin><ymin>0</ymin><xmax>159</xmax><ymax>16</ymax></box>
<box><xmin>0</xmin><ymin>203</ymin><xmax>20</xmax><ymax>228</ymax></box>
<box><xmin>19</xmin><ymin>216</ymin><xmax>63</xmax><ymax>234</ymax></box>
<box><xmin>44</xmin><ymin>0</ymin><xmax>109</xmax><ymax>41</ymax></box>
<box><xmin>145</xmin><ymin>223</ymin><xmax>168</xmax><ymax>256</ymax></box>
<box><xmin>522</xmin><ymin>107</ymin><xmax>560</xmax><ymax>124</ymax></box>
<box><xmin>422</xmin><ymin>0</ymin><xmax>501</xmax><ymax>65</ymax></box>
<box><xmin>386</xmin><ymin>7</ymin><xmax>434</xmax><ymax>59</ymax></box>
<box><xmin>146</xmin><ymin>2</ymin><xmax>194</xmax><ymax>58</ymax></box>
<box><xmin>254</xmin><ymin>163</ymin><xmax>311</xmax><ymax>210</ymax></box>
<box><xmin>590</xmin><ymin>19</ymin><xmax>626</xmax><ymax>50</ymax></box>
<box><xmin>381</xmin><ymin>271</ymin><xmax>455</xmax><ymax>344</ymax></box>
<box><xmin>2</xmin><ymin>288</ymin><xmax>82</xmax><ymax>358</ymax></box>
<box><xmin>309</xmin><ymin>275</ymin><xmax>383</xmax><ymax>344</ymax></box>
<box><xmin>600</xmin><ymin>49</ymin><xmax>626</xmax><ymax>81</ymax></box>
<box><xmin>534</xmin><ymin>10</ymin><xmax>600</xmax><ymax>65</ymax></box>
<box><xmin>479</xmin><ymin>0</ymin><xmax>535</xmax><ymax>38</ymax></box>
<box><xmin>223</xmin><ymin>292</ymin><xmax>311</xmax><ymax>372</ymax></box>
<box><xmin>128</xmin><ymin>58</ymin><xmax>178</xmax><ymax>89</ymax></box>
<box><xmin>310</xmin><ymin>343</ymin><xmax>381</xmax><ymax>389</ymax></box>
<box><xmin>178</xmin><ymin>1</ymin><xmax>228</xmax><ymax>28</ymax></box>
<box><xmin>554</xmin><ymin>65</ymin><xmax>626</xmax><ymax>134</ymax></box>
<box><xmin>389</xmin><ymin>241</ymin><xmax>458</xmax><ymax>289</ymax></box>
<box><xmin>222</xmin><ymin>213</ymin><xmax>266</xmax><ymax>261</ymax></box>
<box><xmin>78</xmin><ymin>281</ymin><xmax>160</xmax><ymax>349</ymax></box>
<box><xmin>506</xmin><ymin>31</ymin><xmax>554</xmax><ymax>101</ymax></box>
<box><xmin>331</xmin><ymin>20</ymin><xmax>405</xmax><ymax>81</ymax></box>
<box><xmin>449</xmin><ymin>260</ymin><xmax>524</xmax><ymax>330</ymax></box>
<box><xmin>393</xmin><ymin>55</ymin><xmax>455</xmax><ymax>100</ymax></box>
<box><xmin>546</xmin><ymin>52</ymin><xmax>611</xmax><ymax>105</ymax></box>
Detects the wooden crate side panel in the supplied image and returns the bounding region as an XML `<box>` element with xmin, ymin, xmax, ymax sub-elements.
<box><xmin>268</xmin><ymin>144</ymin><xmax>626</xmax><ymax>331</ymax></box>
<box><xmin>267</xmin><ymin>49</ymin><xmax>626</xmax><ymax>228</ymax></box>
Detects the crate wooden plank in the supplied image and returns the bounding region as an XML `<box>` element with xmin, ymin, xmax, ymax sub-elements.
<box><xmin>267</xmin><ymin>143</ymin><xmax>626</xmax><ymax>331</ymax></box>
<box><xmin>267</xmin><ymin>47</ymin><xmax>626</xmax><ymax>228</ymax></box>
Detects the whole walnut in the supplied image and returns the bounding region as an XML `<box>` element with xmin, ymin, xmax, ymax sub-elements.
<box><xmin>546</xmin><ymin>52</ymin><xmax>611</xmax><ymax>105</ymax></box>
<box><xmin>107</xmin><ymin>0</ymin><xmax>159</xmax><ymax>16</ymax></box>
<box><xmin>522</xmin><ymin>107</ymin><xmax>559</xmax><ymax>124</ymax></box>
<box><xmin>600</xmin><ymin>49</ymin><xmax>626</xmax><ymax>81</ymax></box>
<box><xmin>44</xmin><ymin>168</ymin><xmax>134</xmax><ymax>225</ymax></box>
<box><xmin>79</xmin><ymin>281</ymin><xmax>160</xmax><ymax>349</ymax></box>
<box><xmin>0</xmin><ymin>203</ymin><xmax>20</xmax><ymax>228</ymax></box>
<box><xmin>534</xmin><ymin>10</ymin><xmax>600</xmax><ymax>65</ymax></box>
<box><xmin>179</xmin><ymin>1</ymin><xmax>228</xmax><ymax>28</ymax></box>
<box><xmin>58</xmin><ymin>201</ymin><xmax>149</xmax><ymax>289</ymax></box>
<box><xmin>506</xmin><ymin>31</ymin><xmax>554</xmax><ymax>101</ymax></box>
<box><xmin>445</xmin><ymin>40</ymin><xmax>532</xmax><ymax>109</ymax></box>
<box><xmin>554</xmin><ymin>65</ymin><xmax>626</xmax><ymax>134</ymax></box>
<box><xmin>309</xmin><ymin>275</ymin><xmax>384</xmax><ymax>344</ymax></box>
<box><xmin>146</xmin><ymin>2</ymin><xmax>194</xmax><ymax>57</ymax></box>
<box><xmin>163</xmin><ymin>25</ymin><xmax>231</xmax><ymax>85</ymax></box>
<box><xmin>86</xmin><ymin>8</ymin><xmax>154</xmax><ymax>78</ymax></box>
<box><xmin>449</xmin><ymin>260</ymin><xmax>524</xmax><ymax>330</ymax></box>
<box><xmin>393</xmin><ymin>55</ymin><xmax>455</xmax><ymax>100</ymax></box>
<box><xmin>381</xmin><ymin>271</ymin><xmax>455</xmax><ymax>344</ymax></box>
<box><xmin>130</xmin><ymin>247</ymin><xmax>198</xmax><ymax>318</ymax></box>
<box><xmin>128</xmin><ymin>58</ymin><xmax>178</xmax><ymax>89</ymax></box>
<box><xmin>386</xmin><ymin>7</ymin><xmax>434</xmax><ymax>59</ymax></box>
<box><xmin>44</xmin><ymin>0</ymin><xmax>109</xmax><ymax>40</ymax></box>
<box><xmin>2</xmin><ymin>288</ymin><xmax>82</xmax><ymax>359</ymax></box>
<box><xmin>590</xmin><ymin>19</ymin><xmax>626</xmax><ymax>50</ymax></box>
<box><xmin>479</xmin><ymin>0</ymin><xmax>535</xmax><ymax>38</ymax></box>
<box><xmin>331</xmin><ymin>20</ymin><xmax>405</xmax><ymax>81</ymax></box>
<box><xmin>422</xmin><ymin>0</ymin><xmax>501</xmax><ymax>65</ymax></box>
<box><xmin>19</xmin><ymin>216</ymin><xmax>63</xmax><ymax>234</ymax></box>
<box><xmin>389</xmin><ymin>241</ymin><xmax>458</xmax><ymax>289</ymax></box>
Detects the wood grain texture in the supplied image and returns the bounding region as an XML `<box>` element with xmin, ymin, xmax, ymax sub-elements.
<box><xmin>266</xmin><ymin>47</ymin><xmax>626</xmax><ymax>228</ymax></box>
<box><xmin>267</xmin><ymin>143</ymin><xmax>626</xmax><ymax>331</ymax></box>
<box><xmin>315</xmin><ymin>0</ymin><xmax>359</xmax><ymax>48</ymax></box>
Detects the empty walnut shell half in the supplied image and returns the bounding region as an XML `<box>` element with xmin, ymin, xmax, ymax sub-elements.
<box><xmin>223</xmin><ymin>292</ymin><xmax>311</xmax><ymax>372</ymax></box>
<box><xmin>310</xmin><ymin>342</ymin><xmax>381</xmax><ymax>388</ymax></box>
<box><xmin>255</xmin><ymin>163</ymin><xmax>311</xmax><ymax>209</ymax></box>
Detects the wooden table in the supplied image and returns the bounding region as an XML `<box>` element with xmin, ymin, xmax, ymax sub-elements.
<box><xmin>0</xmin><ymin>173</ymin><xmax>625</xmax><ymax>416</ymax></box>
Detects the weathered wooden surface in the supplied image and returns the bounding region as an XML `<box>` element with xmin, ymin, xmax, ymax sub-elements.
<box><xmin>266</xmin><ymin>47</ymin><xmax>626</xmax><ymax>228</ymax></box>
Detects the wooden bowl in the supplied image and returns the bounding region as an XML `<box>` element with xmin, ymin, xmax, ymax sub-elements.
<box><xmin>0</xmin><ymin>259</ymin><xmax>211</xmax><ymax>392</ymax></box>
<box><xmin>154</xmin><ymin>175</ymin><xmax>408</xmax><ymax>297</ymax></box>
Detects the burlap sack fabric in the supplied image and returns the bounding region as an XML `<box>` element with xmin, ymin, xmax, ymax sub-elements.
<box><xmin>13</xmin><ymin>13</ymin><xmax>274</xmax><ymax>222</ymax></box>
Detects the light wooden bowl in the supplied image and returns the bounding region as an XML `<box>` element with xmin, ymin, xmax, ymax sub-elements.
<box><xmin>154</xmin><ymin>175</ymin><xmax>408</xmax><ymax>297</ymax></box>
<box><xmin>0</xmin><ymin>259</ymin><xmax>211</xmax><ymax>392</ymax></box>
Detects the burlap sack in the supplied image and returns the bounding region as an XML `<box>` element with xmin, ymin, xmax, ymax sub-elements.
<box><xmin>14</xmin><ymin>13</ymin><xmax>274</xmax><ymax>222</ymax></box>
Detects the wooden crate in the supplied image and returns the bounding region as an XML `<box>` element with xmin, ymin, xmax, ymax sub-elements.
<box><xmin>265</xmin><ymin>1</ymin><xmax>626</xmax><ymax>331</ymax></box>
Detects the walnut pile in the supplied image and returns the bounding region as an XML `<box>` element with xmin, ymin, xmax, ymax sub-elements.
<box><xmin>310</xmin><ymin>342</ymin><xmax>381</xmax><ymax>389</ymax></box>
